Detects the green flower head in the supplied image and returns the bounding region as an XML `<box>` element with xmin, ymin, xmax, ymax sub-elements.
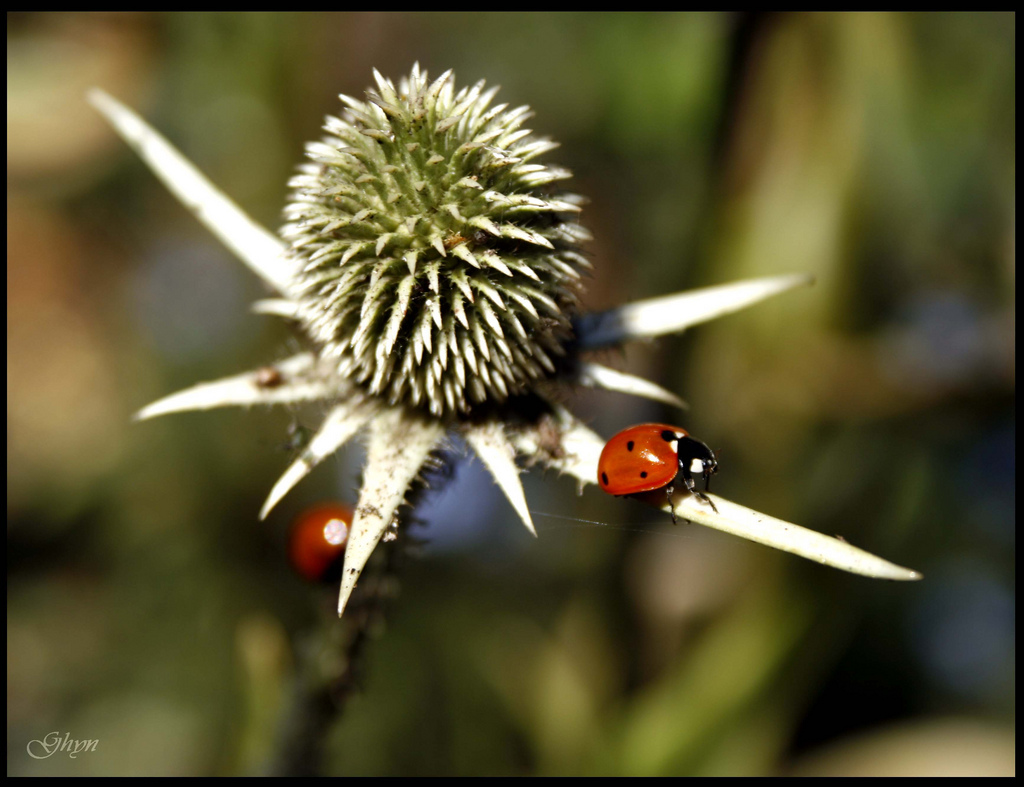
<box><xmin>284</xmin><ymin>65</ymin><xmax>591</xmax><ymax>418</ymax></box>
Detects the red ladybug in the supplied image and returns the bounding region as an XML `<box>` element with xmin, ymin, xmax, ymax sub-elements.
<box><xmin>598</xmin><ymin>423</ymin><xmax>719</xmax><ymax>519</ymax></box>
<box><xmin>289</xmin><ymin>503</ymin><xmax>352</xmax><ymax>583</ymax></box>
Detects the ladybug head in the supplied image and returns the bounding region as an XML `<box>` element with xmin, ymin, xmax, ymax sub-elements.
<box><xmin>677</xmin><ymin>436</ymin><xmax>718</xmax><ymax>491</ymax></box>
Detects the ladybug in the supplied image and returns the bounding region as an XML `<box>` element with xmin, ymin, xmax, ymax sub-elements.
<box><xmin>288</xmin><ymin>503</ymin><xmax>352</xmax><ymax>583</ymax></box>
<box><xmin>598</xmin><ymin>423</ymin><xmax>719</xmax><ymax>520</ymax></box>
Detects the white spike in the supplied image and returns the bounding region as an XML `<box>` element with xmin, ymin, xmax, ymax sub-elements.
<box><xmin>468</xmin><ymin>215</ymin><xmax>500</xmax><ymax>236</ymax></box>
<box><xmin>505</xmin><ymin>288</ymin><xmax>539</xmax><ymax>319</ymax></box>
<box><xmin>490</xmin><ymin>369</ymin><xmax>508</xmax><ymax>399</ymax></box>
<box><xmin>338</xmin><ymin>410</ymin><xmax>444</xmax><ymax>617</ymax></box>
<box><xmin>452</xmin><ymin>270</ymin><xmax>475</xmax><ymax>303</ymax></box>
<box><xmin>437</xmin><ymin>320</ymin><xmax>450</xmax><ymax>368</ymax></box>
<box><xmin>499</xmin><ymin>224</ymin><xmax>554</xmax><ymax>250</ymax></box>
<box><xmin>502</xmin><ymin>258</ymin><xmax>540</xmax><ymax>282</ymax></box>
<box><xmin>453</xmin><ymin>292</ymin><xmax>469</xmax><ymax>329</ymax></box>
<box><xmin>435</xmin><ymin>115</ymin><xmax>462</xmax><ymax>134</ymax></box>
<box><xmin>427</xmin><ymin>69</ymin><xmax>454</xmax><ymax>99</ymax></box>
<box><xmin>443</xmin><ymin>378</ymin><xmax>458</xmax><ymax>413</ymax></box>
<box><xmin>532</xmin><ymin>344</ymin><xmax>556</xmax><ymax>374</ymax></box>
<box><xmin>338</xmin><ymin>93</ymin><xmax>364</xmax><ymax>111</ymax></box>
<box><xmin>425</xmin><ymin>365</ymin><xmax>439</xmax><ymax>403</ymax></box>
<box><xmin>444</xmin><ymin>203</ymin><xmax>467</xmax><ymax>223</ymax></box>
<box><xmin>372</xmin><ymin>68</ymin><xmax>400</xmax><ymax>107</ymax></box>
<box><xmin>576</xmin><ymin>274</ymin><xmax>815</xmax><ymax>350</ymax></box>
<box><xmin>379</xmin><ymin>277</ymin><xmax>414</xmax><ymax>359</ymax></box>
<box><xmin>419</xmin><ymin>310</ymin><xmax>434</xmax><ymax>352</ymax></box>
<box><xmin>475</xmin><ymin>357</ymin><xmax>493</xmax><ymax>390</ymax></box>
<box><xmin>412</xmin><ymin>323</ymin><xmax>425</xmax><ymax>365</ymax></box>
<box><xmin>492</xmin><ymin>333</ymin><xmax>514</xmax><ymax>362</ymax></box>
<box><xmin>479</xmin><ymin>250</ymin><xmax>513</xmax><ymax>277</ymax></box>
<box><xmin>476</xmin><ymin>297</ymin><xmax>505</xmax><ymax>338</ymax></box>
<box><xmin>135</xmin><ymin>353</ymin><xmax>331</xmax><ymax>420</ymax></box>
<box><xmin>446</xmin><ymin>321</ymin><xmax>459</xmax><ymax>357</ymax></box>
<box><xmin>450</xmin><ymin>243</ymin><xmax>480</xmax><ymax>268</ymax></box>
<box><xmin>87</xmin><ymin>90</ymin><xmax>294</xmax><ymax>295</ymax></box>
<box><xmin>360</xmin><ymin>272</ymin><xmax>393</xmax><ymax>318</ymax></box>
<box><xmin>470</xmin><ymin>317</ymin><xmax>491</xmax><ymax>361</ymax></box>
<box><xmin>506</xmin><ymin>312</ymin><xmax>527</xmax><ymax>339</ymax></box>
<box><xmin>464</xmin><ymin>422</ymin><xmax>535</xmax><ymax>537</ymax></box>
<box><xmin>259</xmin><ymin>399</ymin><xmax>376</xmax><ymax>519</ymax></box>
<box><xmin>473</xmin><ymin>278</ymin><xmax>507</xmax><ymax>311</ymax></box>
<box><xmin>251</xmin><ymin>299</ymin><xmax>302</xmax><ymax>320</ymax></box>
<box><xmin>452</xmin><ymin>352</ymin><xmax>466</xmax><ymax>387</ymax></box>
<box><xmin>575</xmin><ymin>362</ymin><xmax>687</xmax><ymax>410</ymax></box>
<box><xmin>341</xmin><ymin>241</ymin><xmax>370</xmax><ymax>265</ymax></box>
<box><xmin>660</xmin><ymin>492</ymin><xmax>923</xmax><ymax>581</ymax></box>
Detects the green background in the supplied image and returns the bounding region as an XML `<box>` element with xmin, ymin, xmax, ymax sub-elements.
<box><xmin>8</xmin><ymin>12</ymin><xmax>1014</xmax><ymax>776</ymax></box>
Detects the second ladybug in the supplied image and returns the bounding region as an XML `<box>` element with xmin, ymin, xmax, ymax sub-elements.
<box><xmin>289</xmin><ymin>503</ymin><xmax>352</xmax><ymax>583</ymax></box>
<box><xmin>598</xmin><ymin>423</ymin><xmax>719</xmax><ymax>519</ymax></box>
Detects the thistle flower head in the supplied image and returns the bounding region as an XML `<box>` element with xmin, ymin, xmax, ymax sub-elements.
<box><xmin>283</xmin><ymin>65</ymin><xmax>590</xmax><ymax>418</ymax></box>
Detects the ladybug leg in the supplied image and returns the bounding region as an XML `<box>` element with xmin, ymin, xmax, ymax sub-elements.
<box><xmin>696</xmin><ymin>490</ymin><xmax>719</xmax><ymax>514</ymax></box>
<box><xmin>682</xmin><ymin>465</ymin><xmax>719</xmax><ymax>514</ymax></box>
<box><xmin>699</xmin><ymin>467</ymin><xmax>719</xmax><ymax>513</ymax></box>
<box><xmin>664</xmin><ymin>485</ymin><xmax>678</xmax><ymax>524</ymax></box>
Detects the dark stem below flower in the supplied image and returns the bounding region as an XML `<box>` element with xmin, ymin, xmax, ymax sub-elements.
<box><xmin>265</xmin><ymin>528</ymin><xmax>404</xmax><ymax>776</ymax></box>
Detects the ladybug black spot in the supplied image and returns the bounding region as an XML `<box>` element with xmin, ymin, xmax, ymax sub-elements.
<box><xmin>627</xmin><ymin>441</ymin><xmax>635</xmax><ymax>451</ymax></box>
<box><xmin>601</xmin><ymin>472</ymin><xmax>609</xmax><ymax>486</ymax></box>
<box><xmin>660</xmin><ymin>430</ymin><xmax>675</xmax><ymax>442</ymax></box>
<box><xmin>640</xmin><ymin>471</ymin><xmax>648</xmax><ymax>478</ymax></box>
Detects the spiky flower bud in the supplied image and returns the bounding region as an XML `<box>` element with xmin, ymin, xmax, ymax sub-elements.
<box><xmin>283</xmin><ymin>65</ymin><xmax>591</xmax><ymax>418</ymax></box>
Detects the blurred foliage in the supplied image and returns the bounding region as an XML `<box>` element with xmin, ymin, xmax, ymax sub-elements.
<box><xmin>7</xmin><ymin>12</ymin><xmax>1014</xmax><ymax>776</ymax></box>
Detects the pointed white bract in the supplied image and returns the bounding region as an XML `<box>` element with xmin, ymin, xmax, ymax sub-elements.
<box><xmin>661</xmin><ymin>492</ymin><xmax>922</xmax><ymax>581</ymax></box>
<box><xmin>509</xmin><ymin>404</ymin><xmax>604</xmax><ymax>497</ymax></box>
<box><xmin>87</xmin><ymin>89</ymin><xmax>295</xmax><ymax>296</ymax></box>
<box><xmin>251</xmin><ymin>298</ymin><xmax>303</xmax><ymax>319</ymax></box>
<box><xmin>574</xmin><ymin>361</ymin><xmax>687</xmax><ymax>409</ymax></box>
<box><xmin>134</xmin><ymin>353</ymin><xmax>335</xmax><ymax>420</ymax></box>
<box><xmin>259</xmin><ymin>398</ymin><xmax>376</xmax><ymax>519</ymax></box>
<box><xmin>464</xmin><ymin>421</ymin><xmax>536</xmax><ymax>536</ymax></box>
<box><xmin>337</xmin><ymin>410</ymin><xmax>444</xmax><ymax>617</ymax></box>
<box><xmin>575</xmin><ymin>273</ymin><xmax>814</xmax><ymax>350</ymax></box>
